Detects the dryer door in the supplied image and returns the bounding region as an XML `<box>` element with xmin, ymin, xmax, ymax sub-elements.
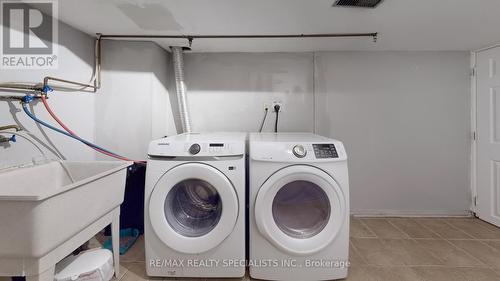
<box><xmin>255</xmin><ymin>165</ymin><xmax>346</xmax><ymax>255</ymax></box>
<box><xmin>149</xmin><ymin>163</ymin><xmax>238</xmax><ymax>254</ymax></box>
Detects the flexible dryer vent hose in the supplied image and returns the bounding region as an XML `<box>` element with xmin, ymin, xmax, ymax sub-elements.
<box><xmin>171</xmin><ymin>46</ymin><xmax>192</xmax><ymax>133</ymax></box>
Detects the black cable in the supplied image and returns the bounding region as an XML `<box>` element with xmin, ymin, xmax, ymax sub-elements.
<box><xmin>259</xmin><ymin>107</ymin><xmax>269</xmax><ymax>132</ymax></box>
<box><xmin>274</xmin><ymin>111</ymin><xmax>278</xmax><ymax>133</ymax></box>
<box><xmin>274</xmin><ymin>104</ymin><xmax>281</xmax><ymax>133</ymax></box>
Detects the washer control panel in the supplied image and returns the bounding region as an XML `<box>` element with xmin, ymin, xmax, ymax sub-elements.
<box><xmin>208</xmin><ymin>143</ymin><xmax>225</xmax><ymax>153</ymax></box>
<box><xmin>186</xmin><ymin>143</ymin><xmax>231</xmax><ymax>155</ymax></box>
<box><xmin>313</xmin><ymin>143</ymin><xmax>338</xmax><ymax>159</ymax></box>
<box><xmin>188</xmin><ymin>143</ymin><xmax>201</xmax><ymax>155</ymax></box>
<box><xmin>148</xmin><ymin>133</ymin><xmax>246</xmax><ymax>157</ymax></box>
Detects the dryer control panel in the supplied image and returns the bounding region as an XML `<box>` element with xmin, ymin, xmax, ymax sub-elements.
<box><xmin>313</xmin><ymin>144</ymin><xmax>338</xmax><ymax>158</ymax></box>
<box><xmin>249</xmin><ymin>133</ymin><xmax>347</xmax><ymax>163</ymax></box>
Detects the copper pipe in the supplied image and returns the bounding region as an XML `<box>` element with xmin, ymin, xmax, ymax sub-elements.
<box><xmin>100</xmin><ymin>32</ymin><xmax>378</xmax><ymax>39</ymax></box>
<box><xmin>1</xmin><ymin>35</ymin><xmax>103</xmax><ymax>94</ymax></box>
<box><xmin>43</xmin><ymin>76</ymin><xmax>97</xmax><ymax>90</ymax></box>
<box><xmin>0</xmin><ymin>125</ymin><xmax>21</xmax><ymax>131</ymax></box>
<box><xmin>0</xmin><ymin>34</ymin><xmax>102</xmax><ymax>94</ymax></box>
<box><xmin>0</xmin><ymin>83</ymin><xmax>41</xmax><ymax>91</ymax></box>
<box><xmin>41</xmin><ymin>35</ymin><xmax>102</xmax><ymax>92</ymax></box>
<box><xmin>1</xmin><ymin>32</ymin><xmax>377</xmax><ymax>95</ymax></box>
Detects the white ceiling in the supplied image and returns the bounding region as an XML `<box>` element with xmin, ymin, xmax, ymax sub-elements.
<box><xmin>57</xmin><ymin>0</ymin><xmax>500</xmax><ymax>52</ymax></box>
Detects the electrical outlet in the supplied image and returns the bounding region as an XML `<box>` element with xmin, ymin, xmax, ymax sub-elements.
<box><xmin>263</xmin><ymin>102</ymin><xmax>271</xmax><ymax>111</ymax></box>
<box><xmin>272</xmin><ymin>101</ymin><xmax>283</xmax><ymax>112</ymax></box>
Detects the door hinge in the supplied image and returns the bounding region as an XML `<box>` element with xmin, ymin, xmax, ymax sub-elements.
<box><xmin>472</xmin><ymin>131</ymin><xmax>476</xmax><ymax>141</ymax></box>
<box><xmin>474</xmin><ymin>196</ymin><xmax>477</xmax><ymax>206</ymax></box>
<box><xmin>471</xmin><ymin>67</ymin><xmax>476</xmax><ymax>77</ymax></box>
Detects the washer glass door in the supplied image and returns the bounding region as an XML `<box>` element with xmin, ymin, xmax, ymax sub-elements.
<box><xmin>165</xmin><ymin>178</ymin><xmax>222</xmax><ymax>237</ymax></box>
<box><xmin>149</xmin><ymin>163</ymin><xmax>238</xmax><ymax>254</ymax></box>
<box><xmin>255</xmin><ymin>165</ymin><xmax>346</xmax><ymax>255</ymax></box>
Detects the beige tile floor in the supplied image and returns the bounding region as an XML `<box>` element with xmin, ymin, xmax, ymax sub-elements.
<box><xmin>2</xmin><ymin>217</ymin><xmax>500</xmax><ymax>281</ymax></box>
<box><xmin>347</xmin><ymin>217</ymin><xmax>500</xmax><ymax>281</ymax></box>
<box><xmin>118</xmin><ymin>217</ymin><xmax>500</xmax><ymax>281</ymax></box>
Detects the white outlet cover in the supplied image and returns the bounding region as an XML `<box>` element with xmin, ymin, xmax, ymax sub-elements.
<box><xmin>272</xmin><ymin>101</ymin><xmax>283</xmax><ymax>112</ymax></box>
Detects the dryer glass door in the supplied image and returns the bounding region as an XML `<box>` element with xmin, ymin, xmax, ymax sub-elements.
<box><xmin>255</xmin><ymin>165</ymin><xmax>346</xmax><ymax>255</ymax></box>
<box><xmin>149</xmin><ymin>163</ymin><xmax>238</xmax><ymax>254</ymax></box>
<box><xmin>272</xmin><ymin>180</ymin><xmax>331</xmax><ymax>239</ymax></box>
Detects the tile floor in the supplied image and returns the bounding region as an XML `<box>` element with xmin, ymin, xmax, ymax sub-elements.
<box><xmin>347</xmin><ymin>217</ymin><xmax>500</xmax><ymax>281</ymax></box>
<box><xmin>2</xmin><ymin>217</ymin><xmax>500</xmax><ymax>281</ymax></box>
<box><xmin>118</xmin><ymin>217</ymin><xmax>500</xmax><ymax>281</ymax></box>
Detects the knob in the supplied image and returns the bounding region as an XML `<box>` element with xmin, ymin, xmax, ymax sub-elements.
<box><xmin>292</xmin><ymin>145</ymin><xmax>307</xmax><ymax>158</ymax></box>
<box><xmin>189</xmin><ymin>143</ymin><xmax>201</xmax><ymax>155</ymax></box>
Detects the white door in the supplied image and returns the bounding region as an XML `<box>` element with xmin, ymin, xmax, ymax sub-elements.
<box><xmin>149</xmin><ymin>163</ymin><xmax>239</xmax><ymax>254</ymax></box>
<box><xmin>254</xmin><ymin>165</ymin><xmax>346</xmax><ymax>255</ymax></box>
<box><xmin>476</xmin><ymin>47</ymin><xmax>500</xmax><ymax>226</ymax></box>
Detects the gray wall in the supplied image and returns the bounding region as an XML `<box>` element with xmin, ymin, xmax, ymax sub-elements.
<box><xmin>182</xmin><ymin>51</ymin><xmax>471</xmax><ymax>215</ymax></box>
<box><xmin>0</xmin><ymin>22</ymin><xmax>175</xmax><ymax>168</ymax></box>
<box><xmin>183</xmin><ymin>53</ymin><xmax>314</xmax><ymax>133</ymax></box>
<box><xmin>1</xmin><ymin>39</ymin><xmax>471</xmax><ymax>215</ymax></box>
<box><xmin>96</xmin><ymin>40</ymin><xmax>176</xmax><ymax>160</ymax></box>
<box><xmin>315</xmin><ymin>51</ymin><xmax>471</xmax><ymax>215</ymax></box>
<box><xmin>177</xmin><ymin>51</ymin><xmax>471</xmax><ymax>215</ymax></box>
<box><xmin>0</xmin><ymin>21</ymin><xmax>96</xmax><ymax>169</ymax></box>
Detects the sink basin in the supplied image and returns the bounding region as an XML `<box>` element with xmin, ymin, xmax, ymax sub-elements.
<box><xmin>0</xmin><ymin>160</ymin><xmax>132</xmax><ymax>280</ymax></box>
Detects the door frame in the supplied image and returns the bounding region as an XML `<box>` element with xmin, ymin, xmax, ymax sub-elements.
<box><xmin>471</xmin><ymin>42</ymin><xmax>500</xmax><ymax>216</ymax></box>
<box><xmin>471</xmin><ymin>49</ymin><xmax>478</xmax><ymax>215</ymax></box>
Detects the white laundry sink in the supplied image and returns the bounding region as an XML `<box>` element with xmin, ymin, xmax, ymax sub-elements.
<box><xmin>0</xmin><ymin>160</ymin><xmax>132</xmax><ymax>281</ymax></box>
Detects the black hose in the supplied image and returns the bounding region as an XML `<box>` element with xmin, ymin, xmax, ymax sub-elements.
<box><xmin>259</xmin><ymin>108</ymin><xmax>269</xmax><ymax>132</ymax></box>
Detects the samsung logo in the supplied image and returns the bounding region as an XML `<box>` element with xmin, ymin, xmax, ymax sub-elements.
<box><xmin>157</xmin><ymin>143</ymin><xmax>170</xmax><ymax>146</ymax></box>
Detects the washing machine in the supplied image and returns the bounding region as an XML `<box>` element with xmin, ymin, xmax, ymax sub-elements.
<box><xmin>145</xmin><ymin>132</ymin><xmax>246</xmax><ymax>278</ymax></box>
<box><xmin>249</xmin><ymin>133</ymin><xmax>349</xmax><ymax>281</ymax></box>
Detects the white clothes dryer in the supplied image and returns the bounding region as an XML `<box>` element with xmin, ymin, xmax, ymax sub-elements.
<box><xmin>249</xmin><ymin>133</ymin><xmax>350</xmax><ymax>281</ymax></box>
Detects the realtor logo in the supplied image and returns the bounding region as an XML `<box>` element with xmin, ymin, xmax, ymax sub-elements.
<box><xmin>1</xmin><ymin>0</ymin><xmax>58</xmax><ymax>69</ymax></box>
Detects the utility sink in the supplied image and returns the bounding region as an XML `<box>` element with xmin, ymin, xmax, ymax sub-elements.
<box><xmin>0</xmin><ymin>160</ymin><xmax>132</xmax><ymax>281</ymax></box>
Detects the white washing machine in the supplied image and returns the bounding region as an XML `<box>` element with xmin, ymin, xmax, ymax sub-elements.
<box><xmin>249</xmin><ymin>133</ymin><xmax>350</xmax><ymax>281</ymax></box>
<box><xmin>145</xmin><ymin>132</ymin><xmax>246</xmax><ymax>278</ymax></box>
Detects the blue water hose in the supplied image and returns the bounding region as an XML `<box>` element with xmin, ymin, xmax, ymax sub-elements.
<box><xmin>21</xmin><ymin>100</ymin><xmax>125</xmax><ymax>158</ymax></box>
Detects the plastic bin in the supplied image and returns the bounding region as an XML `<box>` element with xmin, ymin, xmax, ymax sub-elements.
<box><xmin>54</xmin><ymin>249</ymin><xmax>114</xmax><ymax>281</ymax></box>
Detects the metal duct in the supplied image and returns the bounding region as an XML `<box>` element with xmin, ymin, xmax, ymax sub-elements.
<box><xmin>171</xmin><ymin>46</ymin><xmax>192</xmax><ymax>133</ymax></box>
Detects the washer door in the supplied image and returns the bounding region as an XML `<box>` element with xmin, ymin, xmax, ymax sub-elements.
<box><xmin>255</xmin><ymin>165</ymin><xmax>346</xmax><ymax>255</ymax></box>
<box><xmin>149</xmin><ymin>163</ymin><xmax>238</xmax><ymax>254</ymax></box>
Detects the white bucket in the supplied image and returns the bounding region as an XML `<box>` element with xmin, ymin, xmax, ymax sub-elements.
<box><xmin>54</xmin><ymin>249</ymin><xmax>114</xmax><ymax>281</ymax></box>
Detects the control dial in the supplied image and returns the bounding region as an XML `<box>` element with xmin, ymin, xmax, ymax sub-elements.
<box><xmin>189</xmin><ymin>143</ymin><xmax>201</xmax><ymax>155</ymax></box>
<box><xmin>292</xmin><ymin>145</ymin><xmax>307</xmax><ymax>158</ymax></box>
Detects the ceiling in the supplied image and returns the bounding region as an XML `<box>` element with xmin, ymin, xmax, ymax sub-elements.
<box><xmin>56</xmin><ymin>0</ymin><xmax>500</xmax><ymax>52</ymax></box>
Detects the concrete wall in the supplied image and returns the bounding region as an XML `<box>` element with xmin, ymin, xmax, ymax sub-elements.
<box><xmin>0</xmin><ymin>23</ymin><xmax>175</xmax><ymax>168</ymax></box>
<box><xmin>175</xmin><ymin>51</ymin><xmax>471</xmax><ymax>215</ymax></box>
<box><xmin>315</xmin><ymin>51</ymin><xmax>471</xmax><ymax>215</ymax></box>
<box><xmin>183</xmin><ymin>53</ymin><xmax>314</xmax><ymax>133</ymax></box>
<box><xmin>0</xmin><ymin>21</ymin><xmax>96</xmax><ymax>169</ymax></box>
<box><xmin>95</xmin><ymin>40</ymin><xmax>176</xmax><ymax>161</ymax></box>
<box><xmin>182</xmin><ymin>51</ymin><xmax>471</xmax><ymax>215</ymax></box>
<box><xmin>1</xmin><ymin>36</ymin><xmax>471</xmax><ymax>215</ymax></box>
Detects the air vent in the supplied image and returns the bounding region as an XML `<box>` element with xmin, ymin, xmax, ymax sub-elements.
<box><xmin>333</xmin><ymin>0</ymin><xmax>383</xmax><ymax>8</ymax></box>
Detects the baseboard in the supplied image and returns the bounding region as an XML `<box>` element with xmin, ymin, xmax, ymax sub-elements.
<box><xmin>350</xmin><ymin>209</ymin><xmax>473</xmax><ymax>217</ymax></box>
